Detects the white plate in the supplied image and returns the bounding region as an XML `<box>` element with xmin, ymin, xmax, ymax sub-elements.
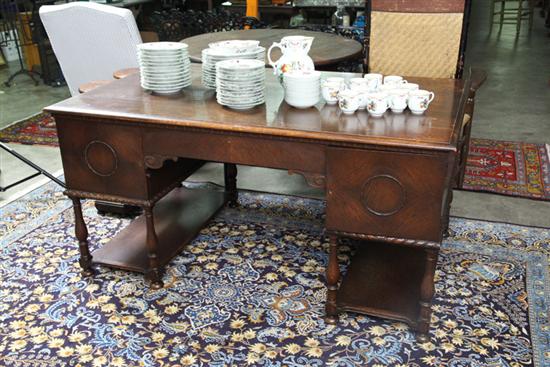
<box><xmin>216</xmin><ymin>59</ymin><xmax>265</xmax><ymax>71</ymax></box>
<box><xmin>138</xmin><ymin>42</ymin><xmax>188</xmax><ymax>51</ymax></box>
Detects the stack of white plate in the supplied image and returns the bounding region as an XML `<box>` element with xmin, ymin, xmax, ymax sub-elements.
<box><xmin>216</xmin><ymin>59</ymin><xmax>265</xmax><ymax>110</ymax></box>
<box><xmin>202</xmin><ymin>40</ymin><xmax>264</xmax><ymax>89</ymax></box>
<box><xmin>138</xmin><ymin>42</ymin><xmax>191</xmax><ymax>95</ymax></box>
<box><xmin>283</xmin><ymin>70</ymin><xmax>321</xmax><ymax>109</ymax></box>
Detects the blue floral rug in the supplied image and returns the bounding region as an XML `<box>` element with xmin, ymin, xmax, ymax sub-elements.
<box><xmin>0</xmin><ymin>181</ymin><xmax>548</xmax><ymax>367</ymax></box>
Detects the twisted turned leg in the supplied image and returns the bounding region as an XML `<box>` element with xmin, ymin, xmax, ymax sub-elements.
<box><xmin>325</xmin><ymin>234</ymin><xmax>340</xmax><ymax>324</ymax></box>
<box><xmin>417</xmin><ymin>248</ymin><xmax>439</xmax><ymax>341</ymax></box>
<box><xmin>224</xmin><ymin>163</ymin><xmax>238</xmax><ymax>207</ymax></box>
<box><xmin>144</xmin><ymin>206</ymin><xmax>164</xmax><ymax>289</ymax></box>
<box><xmin>71</xmin><ymin>197</ymin><xmax>94</xmax><ymax>277</ymax></box>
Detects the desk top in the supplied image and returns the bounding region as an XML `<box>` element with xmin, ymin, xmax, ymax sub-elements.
<box><xmin>182</xmin><ymin>29</ymin><xmax>363</xmax><ymax>67</ymax></box>
<box><xmin>45</xmin><ymin>64</ymin><xmax>465</xmax><ymax>152</ymax></box>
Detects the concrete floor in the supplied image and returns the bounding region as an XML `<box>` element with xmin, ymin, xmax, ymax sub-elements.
<box><xmin>1</xmin><ymin>1</ymin><xmax>549</xmax><ymax>227</ymax></box>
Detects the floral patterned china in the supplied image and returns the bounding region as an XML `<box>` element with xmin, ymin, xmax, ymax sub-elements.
<box><xmin>408</xmin><ymin>89</ymin><xmax>435</xmax><ymax>114</ymax></box>
<box><xmin>268</xmin><ymin>35</ymin><xmax>315</xmax><ymax>80</ymax></box>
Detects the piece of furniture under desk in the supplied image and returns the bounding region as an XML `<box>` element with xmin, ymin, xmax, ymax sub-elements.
<box><xmin>45</xmin><ymin>64</ymin><xmax>470</xmax><ymax>341</ymax></box>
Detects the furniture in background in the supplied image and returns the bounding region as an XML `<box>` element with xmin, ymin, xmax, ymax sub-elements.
<box><xmin>0</xmin><ymin>0</ymin><xmax>41</xmax><ymax>86</ymax></box>
<box><xmin>39</xmin><ymin>1</ymin><xmax>142</xmax><ymax>96</ymax></box>
<box><xmin>489</xmin><ymin>0</ymin><xmax>535</xmax><ymax>34</ymax></box>
<box><xmin>46</xmin><ymin>64</ymin><xmax>472</xmax><ymax>341</ymax></box>
<box><xmin>183</xmin><ymin>28</ymin><xmax>363</xmax><ymax>70</ymax></box>
<box><xmin>150</xmin><ymin>8</ymin><xmax>266</xmax><ymax>43</ymax></box>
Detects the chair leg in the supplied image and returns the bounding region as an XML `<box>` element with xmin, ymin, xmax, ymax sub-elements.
<box><xmin>490</xmin><ymin>0</ymin><xmax>496</xmax><ymax>32</ymax></box>
<box><xmin>500</xmin><ymin>0</ymin><xmax>506</xmax><ymax>31</ymax></box>
<box><xmin>517</xmin><ymin>0</ymin><xmax>524</xmax><ymax>34</ymax></box>
<box><xmin>529</xmin><ymin>0</ymin><xmax>535</xmax><ymax>30</ymax></box>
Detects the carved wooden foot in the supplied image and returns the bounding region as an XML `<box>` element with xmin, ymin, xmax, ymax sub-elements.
<box><xmin>325</xmin><ymin>234</ymin><xmax>340</xmax><ymax>324</ymax></box>
<box><xmin>144</xmin><ymin>206</ymin><xmax>164</xmax><ymax>289</ymax></box>
<box><xmin>71</xmin><ymin>197</ymin><xmax>94</xmax><ymax>277</ymax></box>
<box><xmin>224</xmin><ymin>163</ymin><xmax>238</xmax><ymax>207</ymax></box>
<box><xmin>416</xmin><ymin>248</ymin><xmax>439</xmax><ymax>341</ymax></box>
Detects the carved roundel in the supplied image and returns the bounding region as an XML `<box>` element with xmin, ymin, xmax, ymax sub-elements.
<box><xmin>361</xmin><ymin>174</ymin><xmax>406</xmax><ymax>217</ymax></box>
<box><xmin>84</xmin><ymin>140</ymin><xmax>118</xmax><ymax>177</ymax></box>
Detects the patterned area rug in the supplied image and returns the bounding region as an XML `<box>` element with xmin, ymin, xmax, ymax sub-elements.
<box><xmin>462</xmin><ymin>139</ymin><xmax>550</xmax><ymax>201</ymax></box>
<box><xmin>0</xmin><ymin>181</ymin><xmax>548</xmax><ymax>367</ymax></box>
<box><xmin>0</xmin><ymin>112</ymin><xmax>58</xmax><ymax>147</ymax></box>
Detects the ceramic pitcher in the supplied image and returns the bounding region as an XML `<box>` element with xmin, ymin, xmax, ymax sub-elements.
<box><xmin>267</xmin><ymin>36</ymin><xmax>315</xmax><ymax>80</ymax></box>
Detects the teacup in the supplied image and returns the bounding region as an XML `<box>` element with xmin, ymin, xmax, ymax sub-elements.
<box><xmin>338</xmin><ymin>89</ymin><xmax>361</xmax><ymax>115</ymax></box>
<box><xmin>323</xmin><ymin>77</ymin><xmax>345</xmax><ymax>87</ymax></box>
<box><xmin>349</xmin><ymin>83</ymin><xmax>369</xmax><ymax>110</ymax></box>
<box><xmin>383</xmin><ymin>75</ymin><xmax>407</xmax><ymax>87</ymax></box>
<box><xmin>349</xmin><ymin>77</ymin><xmax>369</xmax><ymax>89</ymax></box>
<box><xmin>388</xmin><ymin>88</ymin><xmax>409</xmax><ymax>113</ymax></box>
<box><xmin>401</xmin><ymin>83</ymin><xmax>419</xmax><ymax>92</ymax></box>
<box><xmin>363</xmin><ymin>73</ymin><xmax>383</xmax><ymax>91</ymax></box>
<box><xmin>366</xmin><ymin>91</ymin><xmax>389</xmax><ymax>117</ymax></box>
<box><xmin>408</xmin><ymin>89</ymin><xmax>435</xmax><ymax>114</ymax></box>
<box><xmin>321</xmin><ymin>82</ymin><xmax>342</xmax><ymax>105</ymax></box>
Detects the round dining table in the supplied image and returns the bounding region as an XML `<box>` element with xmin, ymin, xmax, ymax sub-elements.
<box><xmin>182</xmin><ymin>29</ymin><xmax>363</xmax><ymax>69</ymax></box>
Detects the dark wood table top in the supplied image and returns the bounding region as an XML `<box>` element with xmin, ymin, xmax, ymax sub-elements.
<box><xmin>46</xmin><ymin>64</ymin><xmax>465</xmax><ymax>152</ymax></box>
<box><xmin>182</xmin><ymin>29</ymin><xmax>364</xmax><ymax>67</ymax></box>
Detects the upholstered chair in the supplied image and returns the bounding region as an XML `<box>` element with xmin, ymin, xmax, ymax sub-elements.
<box><xmin>40</xmin><ymin>2</ymin><xmax>142</xmax><ymax>96</ymax></box>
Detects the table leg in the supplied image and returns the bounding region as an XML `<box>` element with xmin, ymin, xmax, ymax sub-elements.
<box><xmin>71</xmin><ymin>197</ymin><xmax>94</xmax><ymax>277</ymax></box>
<box><xmin>144</xmin><ymin>206</ymin><xmax>164</xmax><ymax>289</ymax></box>
<box><xmin>224</xmin><ymin>163</ymin><xmax>238</xmax><ymax>207</ymax></box>
<box><xmin>417</xmin><ymin>248</ymin><xmax>439</xmax><ymax>341</ymax></box>
<box><xmin>325</xmin><ymin>234</ymin><xmax>340</xmax><ymax>324</ymax></box>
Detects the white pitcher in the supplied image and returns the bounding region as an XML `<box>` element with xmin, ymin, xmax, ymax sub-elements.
<box><xmin>267</xmin><ymin>36</ymin><xmax>315</xmax><ymax>80</ymax></box>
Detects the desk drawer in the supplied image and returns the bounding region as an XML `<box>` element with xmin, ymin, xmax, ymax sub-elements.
<box><xmin>56</xmin><ymin>117</ymin><xmax>148</xmax><ymax>199</ymax></box>
<box><xmin>326</xmin><ymin>147</ymin><xmax>448</xmax><ymax>242</ymax></box>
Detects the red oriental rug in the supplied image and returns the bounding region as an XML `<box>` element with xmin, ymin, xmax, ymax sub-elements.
<box><xmin>462</xmin><ymin>138</ymin><xmax>550</xmax><ymax>201</ymax></box>
<box><xmin>0</xmin><ymin>112</ymin><xmax>58</xmax><ymax>147</ymax></box>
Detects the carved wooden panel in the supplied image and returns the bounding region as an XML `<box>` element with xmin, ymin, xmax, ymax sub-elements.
<box><xmin>55</xmin><ymin>117</ymin><xmax>148</xmax><ymax>199</ymax></box>
<box><xmin>326</xmin><ymin>147</ymin><xmax>449</xmax><ymax>242</ymax></box>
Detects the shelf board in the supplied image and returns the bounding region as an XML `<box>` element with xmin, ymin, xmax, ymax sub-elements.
<box><xmin>92</xmin><ymin>187</ymin><xmax>226</xmax><ymax>273</ymax></box>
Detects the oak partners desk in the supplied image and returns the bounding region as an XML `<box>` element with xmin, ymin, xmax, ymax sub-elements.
<box><xmin>45</xmin><ymin>64</ymin><xmax>470</xmax><ymax>341</ymax></box>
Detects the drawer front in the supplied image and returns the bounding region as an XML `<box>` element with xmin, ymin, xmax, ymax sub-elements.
<box><xmin>56</xmin><ymin>117</ymin><xmax>147</xmax><ymax>199</ymax></box>
<box><xmin>326</xmin><ymin>147</ymin><xmax>448</xmax><ymax>242</ymax></box>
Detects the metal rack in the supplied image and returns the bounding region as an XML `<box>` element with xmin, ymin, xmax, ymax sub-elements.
<box><xmin>0</xmin><ymin>0</ymin><xmax>41</xmax><ymax>86</ymax></box>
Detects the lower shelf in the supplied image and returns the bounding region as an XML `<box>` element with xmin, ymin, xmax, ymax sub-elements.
<box><xmin>336</xmin><ymin>241</ymin><xmax>428</xmax><ymax>328</ymax></box>
<box><xmin>92</xmin><ymin>187</ymin><xmax>226</xmax><ymax>273</ymax></box>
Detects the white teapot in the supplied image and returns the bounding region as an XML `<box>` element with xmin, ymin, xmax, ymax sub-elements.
<box><xmin>267</xmin><ymin>35</ymin><xmax>315</xmax><ymax>81</ymax></box>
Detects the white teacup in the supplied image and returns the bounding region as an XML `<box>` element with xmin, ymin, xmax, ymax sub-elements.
<box><xmin>348</xmin><ymin>83</ymin><xmax>369</xmax><ymax>110</ymax></box>
<box><xmin>402</xmin><ymin>83</ymin><xmax>419</xmax><ymax>92</ymax></box>
<box><xmin>363</xmin><ymin>73</ymin><xmax>383</xmax><ymax>91</ymax></box>
<box><xmin>321</xmin><ymin>81</ymin><xmax>342</xmax><ymax>105</ymax></box>
<box><xmin>338</xmin><ymin>89</ymin><xmax>361</xmax><ymax>114</ymax></box>
<box><xmin>323</xmin><ymin>77</ymin><xmax>345</xmax><ymax>87</ymax></box>
<box><xmin>384</xmin><ymin>75</ymin><xmax>407</xmax><ymax>87</ymax></box>
<box><xmin>408</xmin><ymin>89</ymin><xmax>435</xmax><ymax>114</ymax></box>
<box><xmin>349</xmin><ymin>77</ymin><xmax>369</xmax><ymax>90</ymax></box>
<box><xmin>388</xmin><ymin>88</ymin><xmax>409</xmax><ymax>113</ymax></box>
<box><xmin>366</xmin><ymin>91</ymin><xmax>389</xmax><ymax>117</ymax></box>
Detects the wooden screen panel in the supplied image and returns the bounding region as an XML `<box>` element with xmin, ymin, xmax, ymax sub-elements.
<box><xmin>371</xmin><ymin>0</ymin><xmax>466</xmax><ymax>13</ymax></box>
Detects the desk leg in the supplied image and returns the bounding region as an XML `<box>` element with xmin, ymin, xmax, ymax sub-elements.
<box><xmin>325</xmin><ymin>234</ymin><xmax>340</xmax><ymax>324</ymax></box>
<box><xmin>417</xmin><ymin>248</ymin><xmax>439</xmax><ymax>341</ymax></box>
<box><xmin>144</xmin><ymin>206</ymin><xmax>164</xmax><ymax>289</ymax></box>
<box><xmin>224</xmin><ymin>163</ymin><xmax>238</xmax><ymax>207</ymax></box>
<box><xmin>71</xmin><ymin>197</ymin><xmax>94</xmax><ymax>277</ymax></box>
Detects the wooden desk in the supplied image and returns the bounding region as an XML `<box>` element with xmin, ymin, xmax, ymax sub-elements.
<box><xmin>182</xmin><ymin>29</ymin><xmax>364</xmax><ymax>68</ymax></box>
<box><xmin>45</xmin><ymin>64</ymin><xmax>470</xmax><ymax>340</ymax></box>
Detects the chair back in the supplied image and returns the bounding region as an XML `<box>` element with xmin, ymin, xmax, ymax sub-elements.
<box><xmin>39</xmin><ymin>2</ymin><xmax>142</xmax><ymax>96</ymax></box>
<box><xmin>365</xmin><ymin>0</ymin><xmax>471</xmax><ymax>78</ymax></box>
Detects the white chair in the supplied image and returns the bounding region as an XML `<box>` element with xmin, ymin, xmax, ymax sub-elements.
<box><xmin>39</xmin><ymin>2</ymin><xmax>142</xmax><ymax>96</ymax></box>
